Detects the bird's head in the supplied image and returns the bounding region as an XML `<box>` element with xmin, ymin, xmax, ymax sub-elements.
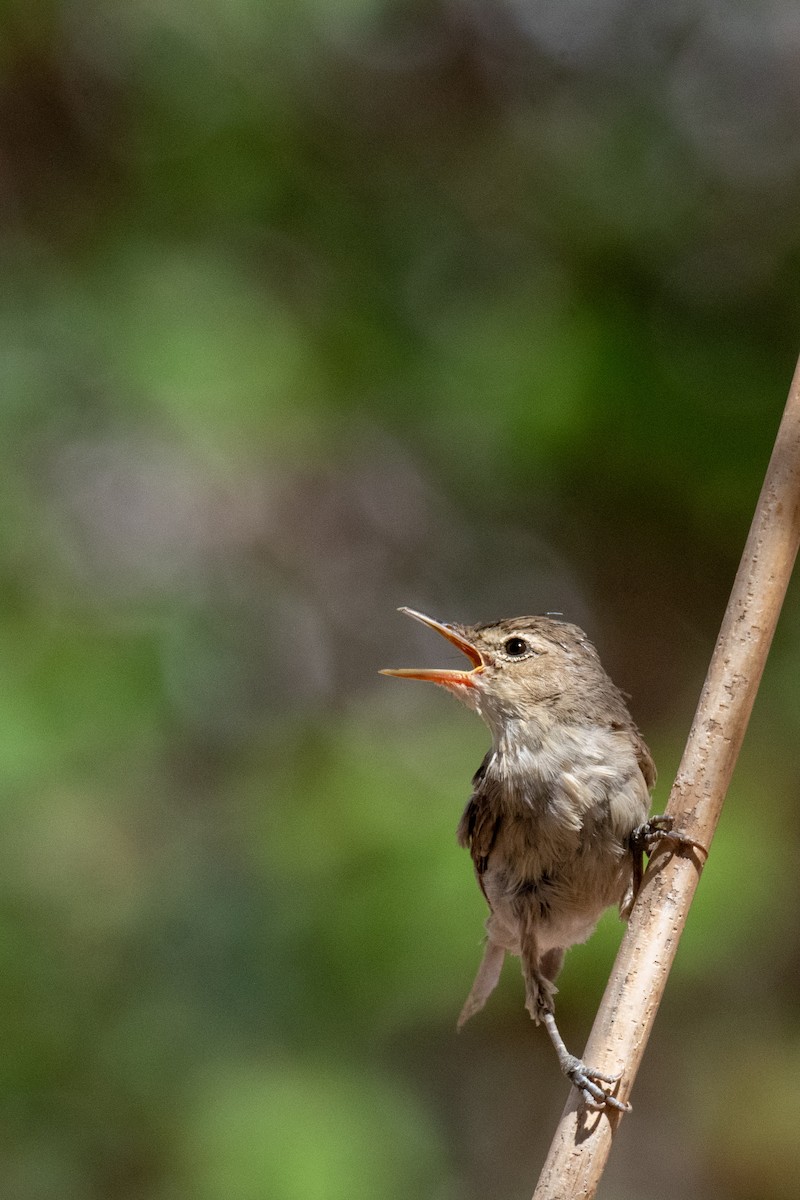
<box><xmin>381</xmin><ymin>608</ymin><xmax>604</xmax><ymax>733</ymax></box>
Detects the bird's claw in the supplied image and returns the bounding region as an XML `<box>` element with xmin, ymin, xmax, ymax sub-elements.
<box><xmin>563</xmin><ymin>1055</ymin><xmax>630</xmax><ymax>1112</ymax></box>
<box><xmin>634</xmin><ymin>814</ymin><xmax>708</xmax><ymax>860</ymax></box>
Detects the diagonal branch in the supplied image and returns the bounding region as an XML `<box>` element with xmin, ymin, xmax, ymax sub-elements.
<box><xmin>533</xmin><ymin>353</ymin><xmax>800</xmax><ymax>1200</ymax></box>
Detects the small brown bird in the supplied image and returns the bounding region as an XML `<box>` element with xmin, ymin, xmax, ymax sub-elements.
<box><xmin>382</xmin><ymin>607</ymin><xmax>699</xmax><ymax>1110</ymax></box>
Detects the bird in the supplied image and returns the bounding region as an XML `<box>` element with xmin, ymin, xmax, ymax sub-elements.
<box><xmin>381</xmin><ymin>607</ymin><xmax>702</xmax><ymax>1110</ymax></box>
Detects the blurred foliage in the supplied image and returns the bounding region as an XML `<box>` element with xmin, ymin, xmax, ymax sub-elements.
<box><xmin>2</xmin><ymin>1</ymin><xmax>800</xmax><ymax>1198</ymax></box>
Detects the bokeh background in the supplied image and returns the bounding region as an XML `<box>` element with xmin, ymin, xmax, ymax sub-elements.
<box><xmin>3</xmin><ymin>2</ymin><xmax>800</xmax><ymax>1198</ymax></box>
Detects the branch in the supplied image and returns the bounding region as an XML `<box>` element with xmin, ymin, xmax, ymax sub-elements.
<box><xmin>533</xmin><ymin>353</ymin><xmax>800</xmax><ymax>1199</ymax></box>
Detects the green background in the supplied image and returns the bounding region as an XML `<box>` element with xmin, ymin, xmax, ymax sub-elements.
<box><xmin>2</xmin><ymin>3</ymin><xmax>800</xmax><ymax>1198</ymax></box>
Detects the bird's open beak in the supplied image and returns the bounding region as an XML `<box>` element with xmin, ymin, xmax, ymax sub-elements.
<box><xmin>380</xmin><ymin>607</ymin><xmax>484</xmax><ymax>689</ymax></box>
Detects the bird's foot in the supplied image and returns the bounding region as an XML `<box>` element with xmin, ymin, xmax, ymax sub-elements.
<box><xmin>633</xmin><ymin>814</ymin><xmax>708</xmax><ymax>861</ymax></box>
<box><xmin>562</xmin><ymin>1055</ymin><xmax>630</xmax><ymax>1113</ymax></box>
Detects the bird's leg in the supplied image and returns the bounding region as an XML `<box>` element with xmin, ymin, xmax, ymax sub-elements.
<box><xmin>526</xmin><ymin>945</ymin><xmax>563</xmax><ymax>1025</ymax></box>
<box><xmin>520</xmin><ymin>915</ymin><xmax>629</xmax><ymax>1113</ymax></box>
<box><xmin>630</xmin><ymin>814</ymin><xmax>709</xmax><ymax>900</ymax></box>
<box><xmin>457</xmin><ymin>936</ymin><xmax>505</xmax><ymax>1029</ymax></box>
<box><xmin>539</xmin><ymin>1011</ymin><xmax>629</xmax><ymax>1113</ymax></box>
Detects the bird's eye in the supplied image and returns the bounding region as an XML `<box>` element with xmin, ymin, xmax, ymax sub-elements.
<box><xmin>503</xmin><ymin>636</ymin><xmax>529</xmax><ymax>657</ymax></box>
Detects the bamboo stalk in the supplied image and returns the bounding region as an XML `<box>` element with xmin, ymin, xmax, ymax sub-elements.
<box><xmin>533</xmin><ymin>354</ymin><xmax>800</xmax><ymax>1199</ymax></box>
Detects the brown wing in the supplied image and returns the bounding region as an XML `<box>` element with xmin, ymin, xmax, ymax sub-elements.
<box><xmin>624</xmin><ymin>727</ymin><xmax>656</xmax><ymax>915</ymax></box>
<box><xmin>632</xmin><ymin>727</ymin><xmax>657</xmax><ymax>792</ymax></box>
<box><xmin>610</xmin><ymin>717</ymin><xmax>656</xmax><ymax>793</ymax></box>
<box><xmin>457</xmin><ymin>752</ymin><xmax>502</xmax><ymax>902</ymax></box>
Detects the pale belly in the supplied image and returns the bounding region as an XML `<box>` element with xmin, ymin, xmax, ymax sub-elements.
<box><xmin>485</xmin><ymin>894</ymin><xmax>610</xmax><ymax>958</ymax></box>
<box><xmin>467</xmin><ymin>725</ymin><xmax>650</xmax><ymax>958</ymax></box>
<box><xmin>479</xmin><ymin>817</ymin><xmax>633</xmax><ymax>958</ymax></box>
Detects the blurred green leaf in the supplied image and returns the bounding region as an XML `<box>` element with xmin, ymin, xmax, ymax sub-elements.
<box><xmin>178</xmin><ymin>1059</ymin><xmax>448</xmax><ymax>1200</ymax></box>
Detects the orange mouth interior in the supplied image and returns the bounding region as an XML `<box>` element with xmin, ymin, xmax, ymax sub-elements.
<box><xmin>380</xmin><ymin>608</ymin><xmax>483</xmax><ymax>688</ymax></box>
